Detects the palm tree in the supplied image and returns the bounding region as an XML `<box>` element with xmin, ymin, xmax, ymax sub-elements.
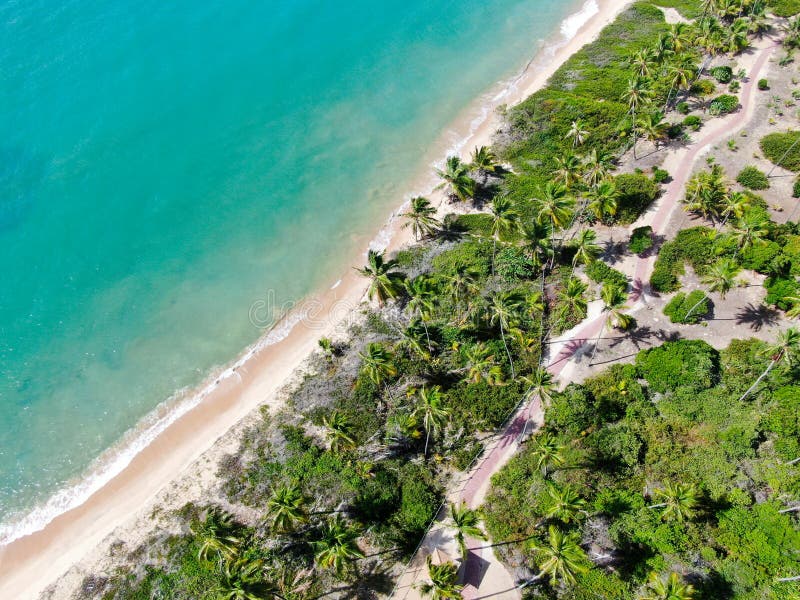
<box><xmin>266</xmin><ymin>484</ymin><xmax>308</xmax><ymax>532</ymax></box>
<box><xmin>590</xmin><ymin>283</ymin><xmax>632</xmax><ymax>364</ymax></box>
<box><xmin>566</xmin><ymin>119</ymin><xmax>590</xmax><ymax>147</ymax></box>
<box><xmin>529</xmin><ymin>525</ymin><xmax>590</xmax><ymax>587</ymax></box>
<box><xmin>359</xmin><ymin>342</ymin><xmax>397</xmax><ymax>387</ymax></box>
<box><xmin>695</xmin><ymin>16</ymin><xmax>725</xmax><ymax>55</ymax></box>
<box><xmin>400</xmin><ymin>321</ymin><xmax>434</xmax><ymax>360</ymax></box>
<box><xmin>322</xmin><ymin>411</ymin><xmax>356</xmax><ymax>454</ymax></box>
<box><xmin>665</xmin><ymin>57</ymin><xmax>696</xmax><ymax>112</ymax></box>
<box><xmin>523</xmin><ymin>220</ymin><xmax>556</xmax><ymax>271</ymax></box>
<box><xmin>486</xmin><ymin>290</ymin><xmax>524</xmax><ymax>378</ymax></box>
<box><xmin>526</xmin><ymin>366</ymin><xmax>557</xmax><ymax>408</ymax></box>
<box><xmin>552</xmin><ymin>152</ymin><xmax>584</xmax><ymax>188</ymax></box>
<box><xmin>461</xmin><ymin>342</ymin><xmax>502</xmax><ymax>385</ymax></box>
<box><xmin>638</xmin><ymin>571</ymin><xmax>696</xmax><ymax>600</ymax></box>
<box><xmin>413</xmin><ymin>385</ymin><xmax>450</xmax><ymax>457</ymax></box>
<box><xmin>582</xmin><ymin>149</ymin><xmax>613</xmax><ymax>187</ymax></box>
<box><xmin>401</xmin><ymin>196</ymin><xmax>441</xmax><ymax>240</ymax></box>
<box><xmin>418</xmin><ymin>557</ymin><xmax>463</xmax><ymax>599</ymax></box>
<box><xmin>786</xmin><ymin>297</ymin><xmax>800</xmax><ymax>319</ymax></box>
<box><xmin>628</xmin><ymin>48</ymin><xmax>656</xmax><ymax>78</ymax></box>
<box><xmin>554</xmin><ymin>278</ymin><xmax>588</xmax><ymax>329</ymax></box>
<box><xmin>357</xmin><ymin>249</ymin><xmax>405</xmax><ymax>306</ymax></box>
<box><xmin>724</xmin><ymin>18</ymin><xmax>751</xmax><ymax>54</ymax></box>
<box><xmin>719</xmin><ymin>191</ymin><xmax>750</xmax><ymax>227</ymax></box>
<box><xmin>449</xmin><ymin>502</ymin><xmax>487</xmax><ymax>559</ymax></box>
<box><xmin>683</xmin><ymin>258</ymin><xmax>741</xmax><ymax>321</ymax></box>
<box><xmin>586</xmin><ymin>180</ymin><xmax>618</xmax><ymax>223</ymax></box>
<box><xmin>731</xmin><ymin>211</ymin><xmax>770</xmax><ymax>253</ymax></box>
<box><xmin>488</xmin><ymin>195</ymin><xmax>520</xmax><ymax>272</ymax></box>
<box><xmin>470</xmin><ymin>145</ymin><xmax>498</xmax><ymax>184</ymax></box>
<box><xmin>446</xmin><ymin>265</ymin><xmax>480</xmax><ymax>316</ymax></box>
<box><xmin>570</xmin><ymin>228</ymin><xmax>601</xmax><ymax>269</ymax></box>
<box><xmin>648</xmin><ymin>482</ymin><xmax>698</xmax><ymax>522</ymax></box>
<box><xmin>217</xmin><ymin>556</ymin><xmax>271</xmax><ymax>600</ymax></box>
<box><xmin>684</xmin><ymin>164</ymin><xmax>727</xmax><ymax>222</ymax></box>
<box><xmin>622</xmin><ymin>77</ymin><xmax>653</xmax><ymax>159</ymax></box>
<box><xmin>531</xmin><ymin>432</ymin><xmax>566</xmax><ymax>477</ymax></box>
<box><xmin>436</xmin><ymin>155</ymin><xmax>476</xmax><ymax>202</ymax></box>
<box><xmin>635</xmin><ymin>110</ymin><xmax>669</xmax><ymax>150</ymax></box>
<box><xmin>405</xmin><ymin>275</ymin><xmax>437</xmax><ymax>351</ymax></box>
<box><xmin>536</xmin><ymin>182</ymin><xmax>575</xmax><ymax>232</ymax></box>
<box><xmin>666</xmin><ymin>22</ymin><xmax>692</xmax><ymax>53</ymax></box>
<box><xmin>738</xmin><ymin>327</ymin><xmax>800</xmax><ymax>401</ymax></box>
<box><xmin>311</xmin><ymin>517</ymin><xmax>364</xmax><ymax>575</ymax></box>
<box><xmin>192</xmin><ymin>507</ymin><xmax>241</xmax><ymax>565</ymax></box>
<box><xmin>544</xmin><ymin>484</ymin><xmax>588</xmax><ymax>524</ymax></box>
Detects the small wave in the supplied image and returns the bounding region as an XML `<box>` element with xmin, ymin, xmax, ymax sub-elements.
<box><xmin>560</xmin><ymin>0</ymin><xmax>599</xmax><ymax>40</ymax></box>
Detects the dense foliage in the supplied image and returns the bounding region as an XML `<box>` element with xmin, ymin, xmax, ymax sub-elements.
<box><xmin>761</xmin><ymin>131</ymin><xmax>800</xmax><ymax>171</ymax></box>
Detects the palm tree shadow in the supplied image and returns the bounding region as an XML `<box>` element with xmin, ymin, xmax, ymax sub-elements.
<box><xmin>607</xmin><ymin>325</ymin><xmax>673</xmax><ymax>350</ymax></box>
<box><xmin>435</xmin><ymin>220</ymin><xmax>467</xmax><ymax>242</ymax></box>
<box><xmin>601</xmin><ymin>239</ymin><xmax>627</xmax><ymax>262</ymax></box>
<box><xmin>735</xmin><ymin>302</ymin><xmax>780</xmax><ymax>331</ymax></box>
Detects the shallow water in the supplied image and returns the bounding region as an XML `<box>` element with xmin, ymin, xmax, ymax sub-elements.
<box><xmin>0</xmin><ymin>0</ymin><xmax>583</xmax><ymax>539</ymax></box>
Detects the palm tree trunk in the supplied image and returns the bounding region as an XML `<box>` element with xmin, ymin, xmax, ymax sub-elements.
<box><xmin>738</xmin><ymin>358</ymin><xmax>777</xmax><ymax>402</ymax></box>
<box><xmin>778</xmin><ymin>505</ymin><xmax>800</xmax><ymax>514</ymax></box>
<box><xmin>418</xmin><ymin>308</ymin><xmax>432</xmax><ymax>353</ymax></box>
<box><xmin>588</xmin><ymin>322</ymin><xmax>606</xmax><ymax>366</ymax></box>
<box><xmin>499</xmin><ymin>321</ymin><xmax>515</xmax><ymax>379</ymax></box>
<box><xmin>423</xmin><ymin>427</ymin><xmax>431</xmax><ymax>459</ymax></box>
<box><xmin>683</xmin><ymin>293</ymin><xmax>709</xmax><ymax>321</ymax></box>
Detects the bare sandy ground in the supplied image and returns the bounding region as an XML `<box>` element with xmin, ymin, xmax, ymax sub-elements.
<box><xmin>0</xmin><ymin>1</ymin><xmax>635</xmax><ymax>598</ymax></box>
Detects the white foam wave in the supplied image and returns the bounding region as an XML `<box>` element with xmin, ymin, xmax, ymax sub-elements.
<box><xmin>561</xmin><ymin>0</ymin><xmax>599</xmax><ymax>40</ymax></box>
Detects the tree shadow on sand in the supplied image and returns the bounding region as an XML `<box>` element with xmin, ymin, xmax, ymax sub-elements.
<box><xmin>735</xmin><ymin>302</ymin><xmax>780</xmax><ymax>331</ymax></box>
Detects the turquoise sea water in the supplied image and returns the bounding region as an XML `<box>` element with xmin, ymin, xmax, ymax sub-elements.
<box><xmin>0</xmin><ymin>0</ymin><xmax>584</xmax><ymax>539</ymax></box>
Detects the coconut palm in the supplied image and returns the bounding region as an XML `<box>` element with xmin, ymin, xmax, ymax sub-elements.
<box><xmin>725</xmin><ymin>18</ymin><xmax>751</xmax><ymax>54</ymax></box>
<box><xmin>666</xmin><ymin>22</ymin><xmax>692</xmax><ymax>53</ymax></box>
<box><xmin>488</xmin><ymin>195</ymin><xmax>521</xmax><ymax>272</ymax></box>
<box><xmin>590</xmin><ymin>284</ymin><xmax>632</xmax><ymax>364</ymax></box>
<box><xmin>638</xmin><ymin>571</ymin><xmax>696</xmax><ymax>600</ymax></box>
<box><xmin>446</xmin><ymin>265</ymin><xmax>481</xmax><ymax>316</ymax></box>
<box><xmin>435</xmin><ymin>155</ymin><xmax>476</xmax><ymax>202</ymax></box>
<box><xmin>405</xmin><ymin>275</ymin><xmax>437</xmax><ymax>351</ymax></box>
<box><xmin>400</xmin><ymin>321</ymin><xmax>435</xmax><ymax>360</ymax></box>
<box><xmin>628</xmin><ymin>48</ymin><xmax>656</xmax><ymax>78</ymax></box>
<box><xmin>544</xmin><ymin>484</ymin><xmax>588</xmax><ymax>524</ymax></box>
<box><xmin>554</xmin><ymin>278</ymin><xmax>589</xmax><ymax>329</ymax></box>
<box><xmin>586</xmin><ymin>180</ymin><xmax>618</xmax><ymax>222</ymax></box>
<box><xmin>582</xmin><ymin>149</ymin><xmax>613</xmax><ymax>187</ymax></box>
<box><xmin>523</xmin><ymin>220</ymin><xmax>556</xmax><ymax>271</ymax></box>
<box><xmin>470</xmin><ymin>145</ymin><xmax>498</xmax><ymax>184</ymax></box>
<box><xmin>719</xmin><ymin>191</ymin><xmax>751</xmax><ymax>227</ymax></box>
<box><xmin>530</xmin><ymin>525</ymin><xmax>591</xmax><ymax>587</ymax></box>
<box><xmin>311</xmin><ymin>517</ymin><xmax>364</xmax><ymax>575</ymax></box>
<box><xmin>266</xmin><ymin>484</ymin><xmax>308</xmax><ymax>532</ymax></box>
<box><xmin>322</xmin><ymin>411</ymin><xmax>356</xmax><ymax>454</ymax></box>
<box><xmin>695</xmin><ymin>16</ymin><xmax>725</xmax><ymax>55</ymax></box>
<box><xmin>401</xmin><ymin>196</ymin><xmax>441</xmax><ymax>240</ymax></box>
<box><xmin>622</xmin><ymin>77</ymin><xmax>653</xmax><ymax>159</ymax></box>
<box><xmin>531</xmin><ymin>432</ymin><xmax>566</xmax><ymax>477</ymax></box>
<box><xmin>570</xmin><ymin>229</ymin><xmax>601</xmax><ymax>268</ymax></box>
<box><xmin>357</xmin><ymin>249</ymin><xmax>405</xmax><ymax>306</ymax></box>
<box><xmin>486</xmin><ymin>290</ymin><xmax>524</xmax><ymax>378</ymax></box>
<box><xmin>683</xmin><ymin>258</ymin><xmax>741</xmax><ymax>321</ymax></box>
<box><xmin>684</xmin><ymin>164</ymin><xmax>727</xmax><ymax>222</ymax></box>
<box><xmin>526</xmin><ymin>366</ymin><xmax>557</xmax><ymax>407</ymax></box>
<box><xmin>418</xmin><ymin>557</ymin><xmax>463</xmax><ymax>599</ymax></box>
<box><xmin>461</xmin><ymin>342</ymin><xmax>502</xmax><ymax>385</ymax></box>
<box><xmin>648</xmin><ymin>482</ymin><xmax>698</xmax><ymax>522</ymax></box>
<box><xmin>552</xmin><ymin>152</ymin><xmax>584</xmax><ymax>188</ymax></box>
<box><xmin>359</xmin><ymin>342</ymin><xmax>397</xmax><ymax>387</ymax></box>
<box><xmin>566</xmin><ymin>119</ymin><xmax>590</xmax><ymax>148</ymax></box>
<box><xmin>449</xmin><ymin>502</ymin><xmax>487</xmax><ymax>559</ymax></box>
<box><xmin>217</xmin><ymin>556</ymin><xmax>271</xmax><ymax>600</ymax></box>
<box><xmin>731</xmin><ymin>210</ymin><xmax>770</xmax><ymax>252</ymax></box>
<box><xmin>536</xmin><ymin>182</ymin><xmax>575</xmax><ymax>232</ymax></box>
<box><xmin>739</xmin><ymin>327</ymin><xmax>800</xmax><ymax>401</ymax></box>
<box><xmin>192</xmin><ymin>507</ymin><xmax>241</xmax><ymax>565</ymax></box>
<box><xmin>413</xmin><ymin>385</ymin><xmax>450</xmax><ymax>457</ymax></box>
<box><xmin>786</xmin><ymin>297</ymin><xmax>800</xmax><ymax>319</ymax></box>
<box><xmin>636</xmin><ymin>110</ymin><xmax>669</xmax><ymax>149</ymax></box>
<box><xmin>664</xmin><ymin>57</ymin><xmax>697</xmax><ymax>111</ymax></box>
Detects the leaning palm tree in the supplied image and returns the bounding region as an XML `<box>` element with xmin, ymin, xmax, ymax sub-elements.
<box><xmin>488</xmin><ymin>195</ymin><xmax>521</xmax><ymax>272</ymax></box>
<box><xmin>217</xmin><ymin>556</ymin><xmax>271</xmax><ymax>600</ymax></box>
<box><xmin>446</xmin><ymin>264</ymin><xmax>481</xmax><ymax>317</ymax></box>
<box><xmin>666</xmin><ymin>22</ymin><xmax>692</xmax><ymax>53</ymax></box>
<box><xmin>461</xmin><ymin>342</ymin><xmax>503</xmax><ymax>385</ymax></box>
<box><xmin>648</xmin><ymin>482</ymin><xmax>698</xmax><ymax>522</ymax></box>
<box><xmin>322</xmin><ymin>411</ymin><xmax>356</xmax><ymax>454</ymax></box>
<box><xmin>449</xmin><ymin>502</ymin><xmax>487</xmax><ymax>559</ymax></box>
<box><xmin>683</xmin><ymin>257</ymin><xmax>741</xmax><ymax>321</ymax></box>
<box><xmin>566</xmin><ymin>119</ymin><xmax>590</xmax><ymax>148</ymax></box>
<box><xmin>553</xmin><ymin>277</ymin><xmax>588</xmax><ymax>331</ymax></box>
<box><xmin>531</xmin><ymin>432</ymin><xmax>566</xmax><ymax>477</ymax></box>
<box><xmin>435</xmin><ymin>155</ymin><xmax>476</xmax><ymax>202</ymax></box>
<box><xmin>470</xmin><ymin>145</ymin><xmax>498</xmax><ymax>184</ymax></box>
<box><xmin>359</xmin><ymin>342</ymin><xmax>397</xmax><ymax>387</ymax></box>
<box><xmin>266</xmin><ymin>484</ymin><xmax>308</xmax><ymax>532</ymax></box>
<box><xmin>523</xmin><ymin>220</ymin><xmax>556</xmax><ymax>271</ymax></box>
<box><xmin>401</xmin><ymin>196</ymin><xmax>440</xmax><ymax>240</ymax></box>
<box><xmin>311</xmin><ymin>517</ymin><xmax>364</xmax><ymax>575</ymax></box>
<box><xmin>413</xmin><ymin>386</ymin><xmax>450</xmax><ymax>457</ymax></box>
<box><xmin>418</xmin><ymin>556</ymin><xmax>463</xmax><ymax>599</ymax></box>
<box><xmin>192</xmin><ymin>507</ymin><xmax>241</xmax><ymax>565</ymax></box>
<box><xmin>664</xmin><ymin>56</ymin><xmax>697</xmax><ymax>112</ymax></box>
<box><xmin>739</xmin><ymin>327</ymin><xmax>800</xmax><ymax>401</ymax></box>
<box><xmin>525</xmin><ymin>366</ymin><xmax>557</xmax><ymax>408</ymax></box>
<box><xmin>582</xmin><ymin>149</ymin><xmax>613</xmax><ymax>187</ymax></box>
<box><xmin>405</xmin><ymin>275</ymin><xmax>437</xmax><ymax>351</ymax></box>
<box><xmin>684</xmin><ymin>164</ymin><xmax>727</xmax><ymax>223</ymax></box>
<box><xmin>552</xmin><ymin>152</ymin><xmax>584</xmax><ymax>189</ymax></box>
<box><xmin>638</xmin><ymin>571</ymin><xmax>696</xmax><ymax>600</ymax></box>
<box><xmin>731</xmin><ymin>210</ymin><xmax>770</xmax><ymax>253</ymax></box>
<box><xmin>590</xmin><ymin>283</ymin><xmax>633</xmax><ymax>364</ymax></box>
<box><xmin>622</xmin><ymin>77</ymin><xmax>654</xmax><ymax>159</ymax></box>
<box><xmin>570</xmin><ymin>228</ymin><xmax>601</xmax><ymax>269</ymax></box>
<box><xmin>529</xmin><ymin>525</ymin><xmax>591</xmax><ymax>587</ymax></box>
<box><xmin>724</xmin><ymin>18</ymin><xmax>751</xmax><ymax>54</ymax></box>
<box><xmin>586</xmin><ymin>180</ymin><xmax>618</xmax><ymax>223</ymax></box>
<box><xmin>635</xmin><ymin>110</ymin><xmax>669</xmax><ymax>150</ymax></box>
<box><xmin>486</xmin><ymin>290</ymin><xmax>524</xmax><ymax>378</ymax></box>
<box><xmin>357</xmin><ymin>249</ymin><xmax>405</xmax><ymax>306</ymax></box>
<box><xmin>536</xmin><ymin>182</ymin><xmax>575</xmax><ymax>233</ymax></box>
<box><xmin>628</xmin><ymin>47</ymin><xmax>656</xmax><ymax>78</ymax></box>
<box><xmin>544</xmin><ymin>483</ymin><xmax>588</xmax><ymax>524</ymax></box>
<box><xmin>719</xmin><ymin>191</ymin><xmax>751</xmax><ymax>228</ymax></box>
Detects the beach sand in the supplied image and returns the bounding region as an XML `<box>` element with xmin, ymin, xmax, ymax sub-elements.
<box><xmin>0</xmin><ymin>1</ymin><xmax>632</xmax><ymax>597</ymax></box>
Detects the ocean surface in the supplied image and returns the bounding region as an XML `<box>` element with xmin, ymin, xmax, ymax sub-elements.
<box><xmin>0</xmin><ymin>0</ymin><xmax>590</xmax><ymax>541</ymax></box>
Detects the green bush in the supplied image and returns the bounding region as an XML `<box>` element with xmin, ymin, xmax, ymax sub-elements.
<box><xmin>585</xmin><ymin>261</ymin><xmax>628</xmax><ymax>290</ymax></box>
<box><xmin>649</xmin><ymin>227</ymin><xmax>718</xmax><ymax>292</ymax></box>
<box><xmin>635</xmin><ymin>339</ymin><xmax>720</xmax><ymax>393</ymax></box>
<box><xmin>496</xmin><ymin>246</ymin><xmax>534</xmax><ymax>282</ymax></box>
<box><xmin>757</xmin><ymin>78</ymin><xmax>769</xmax><ymax>90</ymax></box>
<box><xmin>431</xmin><ymin>239</ymin><xmax>492</xmax><ymax>278</ymax></box>
<box><xmin>764</xmin><ymin>276</ymin><xmax>800</xmax><ymax>310</ymax></box>
<box><xmin>691</xmin><ymin>79</ymin><xmax>716</xmax><ymax>96</ymax></box>
<box><xmin>741</xmin><ymin>241</ymin><xmax>781</xmax><ymax>273</ymax></box>
<box><xmin>395</xmin><ymin>464</ymin><xmax>441</xmax><ymax>537</ymax></box>
<box><xmin>709</xmin><ymin>94</ymin><xmax>739</xmax><ymax>116</ymax></box>
<box><xmin>736</xmin><ymin>166</ymin><xmax>770</xmax><ymax>190</ymax></box>
<box><xmin>683</xmin><ymin>115</ymin><xmax>702</xmax><ymax>131</ymax></box>
<box><xmin>768</xmin><ymin>0</ymin><xmax>800</xmax><ymax>17</ymax></box>
<box><xmin>676</xmin><ymin>101</ymin><xmax>690</xmax><ymax>115</ymax></box>
<box><xmin>760</xmin><ymin>131</ymin><xmax>800</xmax><ymax>171</ymax></box>
<box><xmin>614</xmin><ymin>173</ymin><xmax>659</xmax><ymax>223</ymax></box>
<box><xmin>793</xmin><ymin>176</ymin><xmax>800</xmax><ymax>198</ymax></box>
<box><xmin>653</xmin><ymin>168</ymin><xmax>669</xmax><ymax>183</ymax></box>
<box><xmin>663</xmin><ymin>290</ymin><xmax>709</xmax><ymax>324</ymax></box>
<box><xmin>451</xmin><ymin>213</ymin><xmax>494</xmax><ymax>237</ymax></box>
<box><xmin>629</xmin><ymin>226</ymin><xmax>653</xmax><ymax>255</ymax></box>
<box><xmin>711</xmin><ymin>65</ymin><xmax>733</xmax><ymax>84</ymax></box>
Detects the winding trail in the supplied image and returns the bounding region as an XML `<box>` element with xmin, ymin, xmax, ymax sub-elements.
<box><xmin>391</xmin><ymin>37</ymin><xmax>778</xmax><ymax>600</ymax></box>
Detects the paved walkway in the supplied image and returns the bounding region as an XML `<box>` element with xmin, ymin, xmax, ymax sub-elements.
<box><xmin>391</xmin><ymin>38</ymin><xmax>778</xmax><ymax>600</ymax></box>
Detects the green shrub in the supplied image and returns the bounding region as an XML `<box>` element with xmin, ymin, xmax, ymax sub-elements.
<box><xmin>764</xmin><ymin>276</ymin><xmax>800</xmax><ymax>310</ymax></box>
<box><xmin>667</xmin><ymin>123</ymin><xmax>685</xmax><ymax>139</ymax></box>
<box><xmin>452</xmin><ymin>213</ymin><xmax>494</xmax><ymax>237</ymax></box>
<box><xmin>431</xmin><ymin>239</ymin><xmax>492</xmax><ymax>278</ymax></box>
<box><xmin>711</xmin><ymin>65</ymin><xmax>733</xmax><ymax>84</ymax></box>
<box><xmin>760</xmin><ymin>131</ymin><xmax>800</xmax><ymax>171</ymax></box>
<box><xmin>635</xmin><ymin>339</ymin><xmax>720</xmax><ymax>393</ymax></box>
<box><xmin>496</xmin><ymin>246</ymin><xmax>534</xmax><ymax>282</ymax></box>
<box><xmin>676</xmin><ymin>101</ymin><xmax>690</xmax><ymax>115</ymax></box>
<box><xmin>729</xmin><ymin>80</ymin><xmax>741</xmax><ymax>93</ymax></box>
<box><xmin>683</xmin><ymin>115</ymin><xmax>702</xmax><ymax>131</ymax></box>
<box><xmin>395</xmin><ymin>464</ymin><xmax>440</xmax><ymax>537</ymax></box>
<box><xmin>736</xmin><ymin>166</ymin><xmax>770</xmax><ymax>190</ymax></box>
<box><xmin>629</xmin><ymin>226</ymin><xmax>653</xmax><ymax>255</ymax></box>
<box><xmin>757</xmin><ymin>78</ymin><xmax>769</xmax><ymax>90</ymax></box>
<box><xmin>614</xmin><ymin>173</ymin><xmax>659</xmax><ymax>223</ymax></box>
<box><xmin>649</xmin><ymin>227</ymin><xmax>718</xmax><ymax>292</ymax></box>
<box><xmin>793</xmin><ymin>176</ymin><xmax>800</xmax><ymax>197</ymax></box>
<box><xmin>585</xmin><ymin>261</ymin><xmax>629</xmax><ymax>290</ymax></box>
<box><xmin>768</xmin><ymin>0</ymin><xmax>800</xmax><ymax>17</ymax></box>
<box><xmin>709</xmin><ymin>94</ymin><xmax>739</xmax><ymax>116</ymax></box>
<box><xmin>740</xmin><ymin>241</ymin><xmax>781</xmax><ymax>273</ymax></box>
<box><xmin>653</xmin><ymin>168</ymin><xmax>670</xmax><ymax>183</ymax></box>
<box><xmin>663</xmin><ymin>290</ymin><xmax>709</xmax><ymax>324</ymax></box>
<box><xmin>691</xmin><ymin>79</ymin><xmax>716</xmax><ymax>96</ymax></box>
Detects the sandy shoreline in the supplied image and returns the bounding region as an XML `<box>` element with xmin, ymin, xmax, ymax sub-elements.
<box><xmin>0</xmin><ymin>1</ymin><xmax>632</xmax><ymax>597</ymax></box>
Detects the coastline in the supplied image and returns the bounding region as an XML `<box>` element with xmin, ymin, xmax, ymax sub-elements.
<box><xmin>0</xmin><ymin>0</ymin><xmax>633</xmax><ymax>597</ymax></box>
